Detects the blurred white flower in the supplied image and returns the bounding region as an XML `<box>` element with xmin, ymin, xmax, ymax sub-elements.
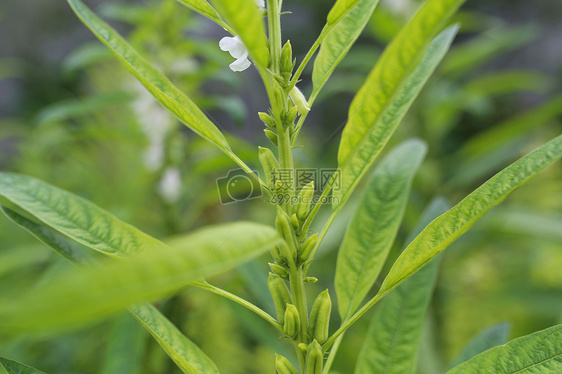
<box><xmin>158</xmin><ymin>167</ymin><xmax>182</xmax><ymax>203</ymax></box>
<box><xmin>219</xmin><ymin>35</ymin><xmax>251</xmax><ymax>72</ymax></box>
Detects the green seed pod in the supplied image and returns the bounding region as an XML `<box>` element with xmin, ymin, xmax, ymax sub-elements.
<box><xmin>268</xmin><ymin>273</ymin><xmax>292</xmax><ymax>323</ymax></box>
<box><xmin>270</xmin><ymin>246</ymin><xmax>284</xmax><ymax>265</ymax></box>
<box><xmin>304</xmin><ymin>340</ymin><xmax>323</xmax><ymax>374</ymax></box>
<box><xmin>258</xmin><ymin>146</ymin><xmax>279</xmax><ymax>190</ymax></box>
<box><xmin>291</xmin><ymin>213</ymin><xmax>301</xmax><ymax>233</ymax></box>
<box><xmin>304</xmin><ymin>277</ymin><xmax>318</xmax><ymax>283</ymax></box>
<box><xmin>289</xmin><ymin>86</ymin><xmax>310</xmax><ymax>115</ymax></box>
<box><xmin>275</xmin><ymin>354</ymin><xmax>299</xmax><ymax>374</ymax></box>
<box><xmin>280</xmin><ymin>40</ymin><xmax>294</xmax><ymax>74</ymax></box>
<box><xmin>285</xmin><ymin>105</ymin><xmax>298</xmax><ymax>126</ymax></box>
<box><xmin>283</xmin><ymin>304</ymin><xmax>300</xmax><ymax>338</ymax></box>
<box><xmin>264</xmin><ymin>129</ymin><xmax>278</xmax><ymax>146</ymax></box>
<box><xmin>269</xmin><ymin>262</ymin><xmax>289</xmax><ymax>279</ymax></box>
<box><xmin>276</xmin><ymin>206</ymin><xmax>298</xmax><ymax>257</ymax></box>
<box><xmin>258</xmin><ymin>112</ymin><xmax>276</xmax><ymax>128</ymax></box>
<box><xmin>299</xmin><ymin>233</ymin><xmax>318</xmax><ymax>263</ymax></box>
<box><xmin>295</xmin><ymin>181</ymin><xmax>314</xmax><ymax>221</ymax></box>
<box><xmin>308</xmin><ymin>290</ymin><xmax>331</xmax><ymax>344</ymax></box>
<box><xmin>274</xmin><ymin>85</ymin><xmax>286</xmax><ymax>113</ymax></box>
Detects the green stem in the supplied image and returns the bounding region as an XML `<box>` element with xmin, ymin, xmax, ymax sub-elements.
<box><xmin>267</xmin><ymin>0</ymin><xmax>282</xmax><ymax>74</ymax></box>
<box><xmin>322</xmin><ymin>334</ymin><xmax>343</xmax><ymax>374</ymax></box>
<box><xmin>191</xmin><ymin>281</ymin><xmax>283</xmax><ymax>332</ymax></box>
<box><xmin>289</xmin><ymin>266</ymin><xmax>308</xmax><ymax>370</ymax></box>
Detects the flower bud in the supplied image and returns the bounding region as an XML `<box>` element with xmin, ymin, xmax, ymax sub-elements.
<box><xmin>264</xmin><ymin>129</ymin><xmax>278</xmax><ymax>146</ymax></box>
<box><xmin>304</xmin><ymin>277</ymin><xmax>318</xmax><ymax>283</ymax></box>
<box><xmin>295</xmin><ymin>181</ymin><xmax>314</xmax><ymax>221</ymax></box>
<box><xmin>291</xmin><ymin>213</ymin><xmax>301</xmax><ymax>234</ymax></box>
<box><xmin>285</xmin><ymin>105</ymin><xmax>298</xmax><ymax>126</ymax></box>
<box><xmin>276</xmin><ymin>206</ymin><xmax>298</xmax><ymax>258</ymax></box>
<box><xmin>308</xmin><ymin>290</ymin><xmax>331</xmax><ymax>344</ymax></box>
<box><xmin>289</xmin><ymin>86</ymin><xmax>310</xmax><ymax>115</ymax></box>
<box><xmin>258</xmin><ymin>146</ymin><xmax>279</xmax><ymax>190</ymax></box>
<box><xmin>298</xmin><ymin>343</ymin><xmax>308</xmax><ymax>354</ymax></box>
<box><xmin>283</xmin><ymin>304</ymin><xmax>300</xmax><ymax>338</ymax></box>
<box><xmin>258</xmin><ymin>112</ymin><xmax>276</xmax><ymax>128</ymax></box>
<box><xmin>299</xmin><ymin>233</ymin><xmax>318</xmax><ymax>264</ymax></box>
<box><xmin>275</xmin><ymin>354</ymin><xmax>300</xmax><ymax>374</ymax></box>
<box><xmin>268</xmin><ymin>273</ymin><xmax>292</xmax><ymax>323</ymax></box>
<box><xmin>270</xmin><ymin>246</ymin><xmax>284</xmax><ymax>265</ymax></box>
<box><xmin>304</xmin><ymin>340</ymin><xmax>323</xmax><ymax>374</ymax></box>
<box><xmin>269</xmin><ymin>262</ymin><xmax>289</xmax><ymax>279</ymax></box>
<box><xmin>280</xmin><ymin>40</ymin><xmax>294</xmax><ymax>75</ymax></box>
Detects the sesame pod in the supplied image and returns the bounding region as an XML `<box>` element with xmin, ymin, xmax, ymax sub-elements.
<box><xmin>276</xmin><ymin>206</ymin><xmax>298</xmax><ymax>257</ymax></box>
<box><xmin>274</xmin><ymin>85</ymin><xmax>286</xmax><ymax>113</ymax></box>
<box><xmin>275</xmin><ymin>354</ymin><xmax>300</xmax><ymax>374</ymax></box>
<box><xmin>283</xmin><ymin>304</ymin><xmax>300</xmax><ymax>338</ymax></box>
<box><xmin>291</xmin><ymin>213</ymin><xmax>300</xmax><ymax>233</ymax></box>
<box><xmin>258</xmin><ymin>112</ymin><xmax>276</xmax><ymax>128</ymax></box>
<box><xmin>280</xmin><ymin>40</ymin><xmax>294</xmax><ymax>74</ymax></box>
<box><xmin>304</xmin><ymin>340</ymin><xmax>323</xmax><ymax>374</ymax></box>
<box><xmin>258</xmin><ymin>146</ymin><xmax>279</xmax><ymax>190</ymax></box>
<box><xmin>299</xmin><ymin>233</ymin><xmax>318</xmax><ymax>263</ymax></box>
<box><xmin>295</xmin><ymin>181</ymin><xmax>314</xmax><ymax>221</ymax></box>
<box><xmin>269</xmin><ymin>262</ymin><xmax>289</xmax><ymax>279</ymax></box>
<box><xmin>289</xmin><ymin>86</ymin><xmax>310</xmax><ymax>114</ymax></box>
<box><xmin>286</xmin><ymin>105</ymin><xmax>298</xmax><ymax>125</ymax></box>
<box><xmin>304</xmin><ymin>277</ymin><xmax>318</xmax><ymax>283</ymax></box>
<box><xmin>268</xmin><ymin>273</ymin><xmax>292</xmax><ymax>323</ymax></box>
<box><xmin>308</xmin><ymin>290</ymin><xmax>331</xmax><ymax>344</ymax></box>
<box><xmin>270</xmin><ymin>246</ymin><xmax>284</xmax><ymax>264</ymax></box>
<box><xmin>264</xmin><ymin>129</ymin><xmax>278</xmax><ymax>146</ymax></box>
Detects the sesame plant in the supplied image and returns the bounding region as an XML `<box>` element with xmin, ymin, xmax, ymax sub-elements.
<box><xmin>1</xmin><ymin>0</ymin><xmax>561</xmax><ymax>373</ymax></box>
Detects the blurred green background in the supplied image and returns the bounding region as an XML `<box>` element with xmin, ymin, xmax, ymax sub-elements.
<box><xmin>0</xmin><ymin>0</ymin><xmax>561</xmax><ymax>373</ymax></box>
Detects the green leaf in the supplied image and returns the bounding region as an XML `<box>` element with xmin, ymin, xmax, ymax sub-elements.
<box><xmin>354</xmin><ymin>198</ymin><xmax>449</xmax><ymax>374</ymax></box>
<box><xmin>1</xmin><ymin>208</ymin><xmax>221</xmax><ymax>374</ymax></box>
<box><xmin>312</xmin><ymin>0</ymin><xmax>380</xmax><ymax>98</ymax></box>
<box><xmin>129</xmin><ymin>304</ymin><xmax>220</xmax><ymax>374</ymax></box>
<box><xmin>448</xmin><ymin>323</ymin><xmax>510</xmax><ymax>369</ymax></box>
<box><xmin>0</xmin><ymin>358</ymin><xmax>46</xmax><ymax>374</ymax></box>
<box><xmin>380</xmin><ymin>134</ymin><xmax>562</xmax><ymax>296</ymax></box>
<box><xmin>447</xmin><ymin>324</ymin><xmax>562</xmax><ymax>373</ymax></box>
<box><xmin>335</xmin><ymin>139</ymin><xmax>427</xmax><ymax>318</ymax></box>
<box><xmin>0</xmin><ymin>222</ymin><xmax>281</xmax><ymax>336</ymax></box>
<box><xmin>335</xmin><ymin>13</ymin><xmax>461</xmax><ymax>208</ymax></box>
<box><xmin>67</xmin><ymin>0</ymin><xmax>231</xmax><ymax>153</ymax></box>
<box><xmin>175</xmin><ymin>0</ymin><xmax>227</xmax><ymax>29</ymax></box>
<box><xmin>209</xmin><ymin>0</ymin><xmax>269</xmax><ymax>69</ymax></box>
<box><xmin>0</xmin><ymin>172</ymin><xmax>167</xmax><ymax>258</ymax></box>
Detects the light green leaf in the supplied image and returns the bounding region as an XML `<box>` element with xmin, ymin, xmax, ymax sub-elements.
<box><xmin>0</xmin><ymin>222</ymin><xmax>281</xmax><ymax>336</ymax></box>
<box><xmin>312</xmin><ymin>0</ymin><xmax>380</xmax><ymax>98</ymax></box>
<box><xmin>447</xmin><ymin>324</ymin><xmax>562</xmax><ymax>373</ymax></box>
<box><xmin>355</xmin><ymin>198</ymin><xmax>449</xmax><ymax>374</ymax></box>
<box><xmin>0</xmin><ymin>358</ymin><xmax>46</xmax><ymax>374</ymax></box>
<box><xmin>1</xmin><ymin>208</ymin><xmax>221</xmax><ymax>374</ymax></box>
<box><xmin>209</xmin><ymin>0</ymin><xmax>269</xmax><ymax>69</ymax></box>
<box><xmin>67</xmin><ymin>0</ymin><xmax>231</xmax><ymax>152</ymax></box>
<box><xmin>335</xmin><ymin>139</ymin><xmax>427</xmax><ymax>318</ymax></box>
<box><xmin>130</xmin><ymin>304</ymin><xmax>220</xmax><ymax>374</ymax></box>
<box><xmin>175</xmin><ymin>0</ymin><xmax>227</xmax><ymax>29</ymax></box>
<box><xmin>0</xmin><ymin>172</ymin><xmax>167</xmax><ymax>258</ymax></box>
<box><xmin>448</xmin><ymin>323</ymin><xmax>510</xmax><ymax>369</ymax></box>
<box><xmin>335</xmin><ymin>12</ymin><xmax>462</xmax><ymax>207</ymax></box>
<box><xmin>380</xmin><ymin>134</ymin><xmax>562</xmax><ymax>295</ymax></box>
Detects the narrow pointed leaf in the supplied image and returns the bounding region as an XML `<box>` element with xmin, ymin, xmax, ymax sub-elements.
<box><xmin>0</xmin><ymin>358</ymin><xmax>46</xmax><ymax>374</ymax></box>
<box><xmin>0</xmin><ymin>222</ymin><xmax>281</xmax><ymax>336</ymax></box>
<box><xmin>335</xmin><ymin>139</ymin><xmax>427</xmax><ymax>318</ymax></box>
<box><xmin>335</xmin><ymin>0</ymin><xmax>464</xmax><ymax>207</ymax></box>
<box><xmin>67</xmin><ymin>0</ymin><xmax>231</xmax><ymax>152</ymax></box>
<box><xmin>448</xmin><ymin>323</ymin><xmax>510</xmax><ymax>369</ymax></box>
<box><xmin>101</xmin><ymin>313</ymin><xmax>146</xmax><ymax>374</ymax></box>
<box><xmin>380</xmin><ymin>134</ymin><xmax>562</xmax><ymax>295</ymax></box>
<box><xmin>447</xmin><ymin>324</ymin><xmax>562</xmax><ymax>373</ymax></box>
<box><xmin>312</xmin><ymin>0</ymin><xmax>380</xmax><ymax>98</ymax></box>
<box><xmin>175</xmin><ymin>0</ymin><xmax>227</xmax><ymax>29</ymax></box>
<box><xmin>355</xmin><ymin>198</ymin><xmax>449</xmax><ymax>374</ymax></box>
<box><xmin>209</xmin><ymin>0</ymin><xmax>269</xmax><ymax>69</ymax></box>
<box><xmin>1</xmin><ymin>208</ymin><xmax>220</xmax><ymax>374</ymax></box>
<box><xmin>0</xmin><ymin>172</ymin><xmax>166</xmax><ymax>258</ymax></box>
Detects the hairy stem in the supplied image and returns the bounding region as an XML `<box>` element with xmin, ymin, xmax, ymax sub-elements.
<box><xmin>289</xmin><ymin>266</ymin><xmax>308</xmax><ymax>370</ymax></box>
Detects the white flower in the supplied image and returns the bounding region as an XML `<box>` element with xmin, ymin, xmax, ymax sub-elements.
<box><xmin>219</xmin><ymin>35</ymin><xmax>252</xmax><ymax>72</ymax></box>
<box><xmin>255</xmin><ymin>0</ymin><xmax>265</xmax><ymax>10</ymax></box>
<box><xmin>158</xmin><ymin>167</ymin><xmax>182</xmax><ymax>203</ymax></box>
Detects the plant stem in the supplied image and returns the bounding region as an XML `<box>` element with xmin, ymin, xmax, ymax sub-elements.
<box><xmin>267</xmin><ymin>0</ymin><xmax>282</xmax><ymax>74</ymax></box>
<box><xmin>322</xmin><ymin>334</ymin><xmax>344</xmax><ymax>374</ymax></box>
<box><xmin>289</xmin><ymin>266</ymin><xmax>308</xmax><ymax>370</ymax></box>
<box><xmin>191</xmin><ymin>281</ymin><xmax>283</xmax><ymax>332</ymax></box>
